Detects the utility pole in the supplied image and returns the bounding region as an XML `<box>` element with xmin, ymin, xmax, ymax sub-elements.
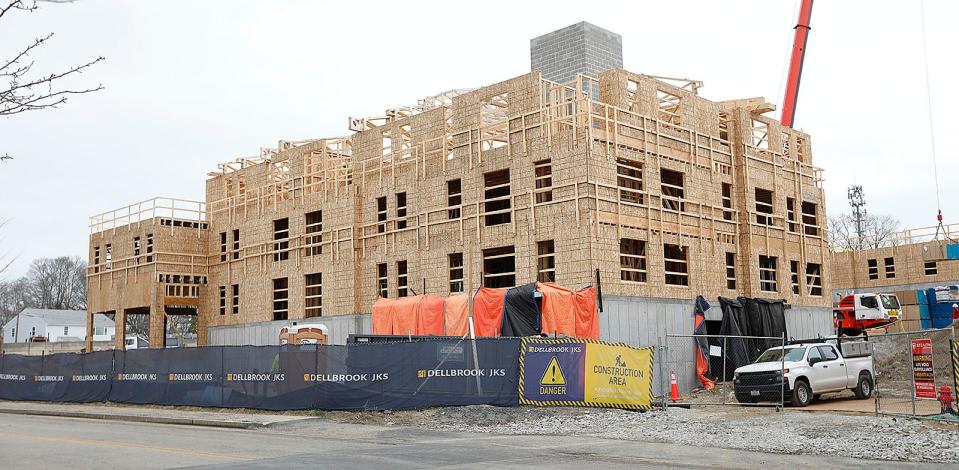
<box><xmin>848</xmin><ymin>185</ymin><xmax>866</xmax><ymax>250</ymax></box>
<box><xmin>14</xmin><ymin>301</ymin><xmax>24</xmax><ymax>344</ymax></box>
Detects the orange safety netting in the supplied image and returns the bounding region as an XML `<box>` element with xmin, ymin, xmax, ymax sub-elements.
<box><xmin>472</xmin><ymin>288</ymin><xmax>506</xmax><ymax>336</ymax></box>
<box><xmin>537</xmin><ymin>283</ymin><xmax>598</xmax><ymax>339</ymax></box>
<box><xmin>444</xmin><ymin>294</ymin><xmax>469</xmax><ymax>336</ymax></box>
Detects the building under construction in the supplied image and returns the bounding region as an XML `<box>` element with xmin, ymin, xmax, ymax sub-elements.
<box><xmin>86</xmin><ymin>23</ymin><xmax>834</xmax><ymax>349</ymax></box>
<box><xmin>830</xmin><ymin>223</ymin><xmax>959</xmax><ymax>297</ymax></box>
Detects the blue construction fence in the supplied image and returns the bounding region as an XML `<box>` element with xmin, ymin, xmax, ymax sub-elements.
<box><xmin>0</xmin><ymin>339</ymin><xmax>520</xmax><ymax>410</ymax></box>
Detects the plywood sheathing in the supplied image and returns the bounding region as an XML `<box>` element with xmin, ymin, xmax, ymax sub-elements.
<box><xmin>88</xmin><ymin>68</ymin><xmax>832</xmax><ymax>346</ymax></box>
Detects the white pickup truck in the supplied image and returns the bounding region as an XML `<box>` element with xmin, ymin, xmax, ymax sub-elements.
<box><xmin>733</xmin><ymin>341</ymin><xmax>874</xmax><ymax>407</ymax></box>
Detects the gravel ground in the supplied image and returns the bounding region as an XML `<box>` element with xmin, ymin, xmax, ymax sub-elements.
<box><xmin>319</xmin><ymin>405</ymin><xmax>959</xmax><ymax>464</ymax></box>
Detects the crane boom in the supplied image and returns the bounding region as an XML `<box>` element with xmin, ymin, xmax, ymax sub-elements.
<box><xmin>781</xmin><ymin>0</ymin><xmax>814</xmax><ymax>128</ymax></box>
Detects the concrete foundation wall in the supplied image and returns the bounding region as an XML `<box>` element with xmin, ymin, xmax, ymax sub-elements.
<box><xmin>1</xmin><ymin>341</ymin><xmax>115</xmax><ymax>356</ymax></box>
<box><xmin>208</xmin><ymin>314</ymin><xmax>372</xmax><ymax>346</ymax></box>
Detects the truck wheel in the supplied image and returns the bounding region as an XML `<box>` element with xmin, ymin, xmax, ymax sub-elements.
<box><xmin>791</xmin><ymin>380</ymin><xmax>812</xmax><ymax>407</ymax></box>
<box><xmin>854</xmin><ymin>372</ymin><xmax>873</xmax><ymax>399</ymax></box>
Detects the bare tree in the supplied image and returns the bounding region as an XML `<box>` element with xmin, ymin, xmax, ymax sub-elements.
<box><xmin>1</xmin><ymin>0</ymin><xmax>104</xmax><ymax>160</ymax></box>
<box><xmin>828</xmin><ymin>215</ymin><xmax>858</xmax><ymax>251</ymax></box>
<box><xmin>124</xmin><ymin>313</ymin><xmax>149</xmax><ymax>339</ymax></box>
<box><xmin>828</xmin><ymin>213</ymin><xmax>902</xmax><ymax>250</ymax></box>
<box><xmin>0</xmin><ymin>255</ymin><xmax>86</xmax><ymax>334</ymax></box>
<box><xmin>866</xmin><ymin>214</ymin><xmax>903</xmax><ymax>249</ymax></box>
<box><xmin>0</xmin><ymin>277</ymin><xmax>33</xmax><ymax>329</ymax></box>
<box><xmin>122</xmin><ymin>314</ymin><xmax>196</xmax><ymax>343</ymax></box>
<box><xmin>24</xmin><ymin>256</ymin><xmax>86</xmax><ymax>310</ymax></box>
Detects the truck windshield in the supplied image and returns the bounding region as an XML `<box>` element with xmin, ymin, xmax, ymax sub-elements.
<box><xmin>755</xmin><ymin>347</ymin><xmax>806</xmax><ymax>363</ymax></box>
<box><xmin>880</xmin><ymin>294</ymin><xmax>901</xmax><ymax>309</ymax></box>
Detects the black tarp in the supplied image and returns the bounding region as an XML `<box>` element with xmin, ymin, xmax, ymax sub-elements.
<box><xmin>741</xmin><ymin>297</ymin><xmax>787</xmax><ymax>355</ymax></box>
<box><xmin>718</xmin><ymin>297</ymin><xmax>751</xmax><ymax>378</ymax></box>
<box><xmin>716</xmin><ymin>297</ymin><xmax>788</xmax><ymax>374</ymax></box>
<box><xmin>1</xmin><ymin>339</ymin><xmax>521</xmax><ymax>411</ymax></box>
<box><xmin>0</xmin><ymin>353</ymin><xmax>44</xmax><ymax>401</ymax></box>
<box><xmin>501</xmin><ymin>282</ymin><xmax>539</xmax><ymax>337</ymax></box>
<box><xmin>110</xmin><ymin>346</ymin><xmax>224</xmax><ymax>407</ymax></box>
<box><xmin>52</xmin><ymin>350</ymin><xmax>113</xmax><ymax>402</ymax></box>
<box><xmin>221</xmin><ymin>345</ymin><xmax>317</xmax><ymax>410</ymax></box>
<box><xmin>327</xmin><ymin>338</ymin><xmax>520</xmax><ymax>410</ymax></box>
<box><xmin>0</xmin><ymin>351</ymin><xmax>114</xmax><ymax>402</ymax></box>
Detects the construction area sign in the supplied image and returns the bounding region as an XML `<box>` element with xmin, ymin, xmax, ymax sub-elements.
<box><xmin>911</xmin><ymin>338</ymin><xmax>936</xmax><ymax>399</ymax></box>
<box><xmin>518</xmin><ymin>338</ymin><xmax>653</xmax><ymax>410</ymax></box>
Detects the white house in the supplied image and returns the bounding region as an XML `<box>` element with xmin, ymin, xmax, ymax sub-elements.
<box><xmin>2</xmin><ymin>309</ymin><xmax>115</xmax><ymax>343</ymax></box>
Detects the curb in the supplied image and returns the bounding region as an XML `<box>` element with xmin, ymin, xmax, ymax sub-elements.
<box><xmin>0</xmin><ymin>407</ymin><xmax>263</xmax><ymax>429</ymax></box>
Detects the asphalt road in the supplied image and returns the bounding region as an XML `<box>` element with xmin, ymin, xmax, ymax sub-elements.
<box><xmin>0</xmin><ymin>414</ymin><xmax>947</xmax><ymax>469</ymax></box>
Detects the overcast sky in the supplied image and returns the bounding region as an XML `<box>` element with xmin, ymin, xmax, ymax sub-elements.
<box><xmin>0</xmin><ymin>0</ymin><xmax>956</xmax><ymax>278</ymax></box>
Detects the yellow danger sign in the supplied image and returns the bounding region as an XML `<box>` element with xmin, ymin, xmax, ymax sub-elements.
<box><xmin>540</xmin><ymin>356</ymin><xmax>567</xmax><ymax>386</ymax></box>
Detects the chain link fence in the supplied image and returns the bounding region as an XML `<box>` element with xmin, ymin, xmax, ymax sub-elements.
<box><xmin>663</xmin><ymin>334</ymin><xmax>786</xmax><ymax>408</ymax></box>
<box><xmin>871</xmin><ymin>327</ymin><xmax>958</xmax><ymax>419</ymax></box>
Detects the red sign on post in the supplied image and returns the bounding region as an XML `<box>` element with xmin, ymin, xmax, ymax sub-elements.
<box><xmin>911</xmin><ymin>338</ymin><xmax>936</xmax><ymax>399</ymax></box>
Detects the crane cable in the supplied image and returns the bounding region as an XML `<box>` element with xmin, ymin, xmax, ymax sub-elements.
<box><xmin>919</xmin><ymin>0</ymin><xmax>947</xmax><ymax>241</ymax></box>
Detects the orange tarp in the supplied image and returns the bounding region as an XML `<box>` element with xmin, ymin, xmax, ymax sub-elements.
<box><xmin>417</xmin><ymin>295</ymin><xmax>446</xmax><ymax>336</ymax></box>
<box><xmin>538</xmin><ymin>283</ymin><xmax>598</xmax><ymax>339</ymax></box>
<box><xmin>444</xmin><ymin>294</ymin><xmax>469</xmax><ymax>336</ymax></box>
<box><xmin>372</xmin><ymin>283</ymin><xmax>598</xmax><ymax>339</ymax></box>
<box><xmin>391</xmin><ymin>296</ymin><xmax>420</xmax><ymax>335</ymax></box>
<box><xmin>372</xmin><ymin>295</ymin><xmax>457</xmax><ymax>336</ymax></box>
<box><xmin>371</xmin><ymin>296</ymin><xmax>432</xmax><ymax>335</ymax></box>
<box><xmin>694</xmin><ymin>313</ymin><xmax>715</xmax><ymax>391</ymax></box>
<box><xmin>573</xmin><ymin>287</ymin><xmax>599</xmax><ymax>340</ymax></box>
<box><xmin>538</xmin><ymin>283</ymin><xmax>576</xmax><ymax>336</ymax></box>
<box><xmin>371</xmin><ymin>297</ymin><xmax>394</xmax><ymax>334</ymax></box>
<box><xmin>472</xmin><ymin>288</ymin><xmax>506</xmax><ymax>336</ymax></box>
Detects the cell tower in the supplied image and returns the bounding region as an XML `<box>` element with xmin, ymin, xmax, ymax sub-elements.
<box><xmin>848</xmin><ymin>185</ymin><xmax>866</xmax><ymax>250</ymax></box>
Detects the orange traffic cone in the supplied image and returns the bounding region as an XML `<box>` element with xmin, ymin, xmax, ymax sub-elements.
<box><xmin>670</xmin><ymin>370</ymin><xmax>680</xmax><ymax>402</ymax></box>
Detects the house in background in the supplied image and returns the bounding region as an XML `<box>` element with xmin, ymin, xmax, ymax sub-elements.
<box><xmin>2</xmin><ymin>309</ymin><xmax>115</xmax><ymax>343</ymax></box>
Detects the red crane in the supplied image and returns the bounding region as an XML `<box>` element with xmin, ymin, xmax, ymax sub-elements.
<box><xmin>781</xmin><ymin>0</ymin><xmax>814</xmax><ymax>128</ymax></box>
